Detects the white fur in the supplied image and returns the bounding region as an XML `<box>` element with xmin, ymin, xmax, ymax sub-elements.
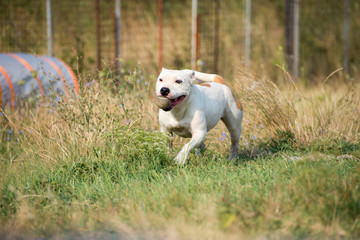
<box><xmin>156</xmin><ymin>68</ymin><xmax>243</xmax><ymax>165</ymax></box>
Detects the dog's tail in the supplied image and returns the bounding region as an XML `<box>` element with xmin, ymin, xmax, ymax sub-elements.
<box><xmin>183</xmin><ymin>69</ymin><xmax>226</xmax><ymax>85</ymax></box>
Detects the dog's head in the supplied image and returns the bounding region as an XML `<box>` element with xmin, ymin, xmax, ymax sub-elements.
<box><xmin>155</xmin><ymin>68</ymin><xmax>195</xmax><ymax>111</ymax></box>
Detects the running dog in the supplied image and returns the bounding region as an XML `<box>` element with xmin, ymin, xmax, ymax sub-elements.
<box><xmin>155</xmin><ymin>68</ymin><xmax>243</xmax><ymax>165</ymax></box>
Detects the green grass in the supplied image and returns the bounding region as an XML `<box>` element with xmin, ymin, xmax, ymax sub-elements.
<box><xmin>1</xmin><ymin>69</ymin><xmax>360</xmax><ymax>239</ymax></box>
<box><xmin>1</xmin><ymin>125</ymin><xmax>359</xmax><ymax>239</ymax></box>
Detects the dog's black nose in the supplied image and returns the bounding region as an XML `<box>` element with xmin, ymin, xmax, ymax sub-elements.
<box><xmin>160</xmin><ymin>87</ymin><xmax>170</xmax><ymax>97</ymax></box>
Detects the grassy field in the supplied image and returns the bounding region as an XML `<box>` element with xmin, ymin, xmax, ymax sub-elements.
<box><xmin>1</xmin><ymin>68</ymin><xmax>360</xmax><ymax>239</ymax></box>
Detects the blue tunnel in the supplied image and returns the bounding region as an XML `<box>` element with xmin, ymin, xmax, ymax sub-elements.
<box><xmin>0</xmin><ymin>53</ymin><xmax>79</xmax><ymax>108</ymax></box>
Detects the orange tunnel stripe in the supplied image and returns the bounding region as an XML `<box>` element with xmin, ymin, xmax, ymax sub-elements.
<box><xmin>0</xmin><ymin>65</ymin><xmax>15</xmax><ymax>108</ymax></box>
<box><xmin>0</xmin><ymin>81</ymin><xmax>2</xmax><ymax>106</ymax></box>
<box><xmin>39</xmin><ymin>56</ymin><xmax>68</xmax><ymax>95</ymax></box>
<box><xmin>58</xmin><ymin>59</ymin><xmax>79</xmax><ymax>94</ymax></box>
<box><xmin>6</xmin><ymin>53</ymin><xmax>45</xmax><ymax>97</ymax></box>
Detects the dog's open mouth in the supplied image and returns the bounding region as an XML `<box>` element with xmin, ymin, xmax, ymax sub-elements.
<box><xmin>163</xmin><ymin>95</ymin><xmax>186</xmax><ymax>111</ymax></box>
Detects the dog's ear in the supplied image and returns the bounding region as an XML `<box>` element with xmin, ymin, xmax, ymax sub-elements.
<box><xmin>189</xmin><ymin>71</ymin><xmax>196</xmax><ymax>83</ymax></box>
<box><xmin>181</xmin><ymin>69</ymin><xmax>196</xmax><ymax>83</ymax></box>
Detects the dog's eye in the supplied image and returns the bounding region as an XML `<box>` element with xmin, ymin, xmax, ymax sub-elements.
<box><xmin>159</xmin><ymin>78</ymin><xmax>163</xmax><ymax>82</ymax></box>
<box><xmin>175</xmin><ymin>80</ymin><xmax>183</xmax><ymax>84</ymax></box>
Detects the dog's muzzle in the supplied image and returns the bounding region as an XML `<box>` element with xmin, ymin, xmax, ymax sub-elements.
<box><xmin>156</xmin><ymin>95</ymin><xmax>186</xmax><ymax>111</ymax></box>
<box><xmin>160</xmin><ymin>87</ymin><xmax>170</xmax><ymax>97</ymax></box>
<box><xmin>157</xmin><ymin>87</ymin><xmax>186</xmax><ymax>111</ymax></box>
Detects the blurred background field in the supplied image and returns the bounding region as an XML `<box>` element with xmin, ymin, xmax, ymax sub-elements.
<box><xmin>1</xmin><ymin>0</ymin><xmax>359</xmax><ymax>83</ymax></box>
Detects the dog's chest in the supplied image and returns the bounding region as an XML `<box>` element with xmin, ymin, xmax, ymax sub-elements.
<box><xmin>160</xmin><ymin>113</ymin><xmax>192</xmax><ymax>138</ymax></box>
<box><xmin>164</xmin><ymin>120</ymin><xmax>192</xmax><ymax>138</ymax></box>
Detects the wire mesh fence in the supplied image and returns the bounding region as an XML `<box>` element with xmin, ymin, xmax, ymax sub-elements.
<box><xmin>0</xmin><ymin>0</ymin><xmax>359</xmax><ymax>82</ymax></box>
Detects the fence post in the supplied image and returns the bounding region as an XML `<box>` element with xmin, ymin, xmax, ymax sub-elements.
<box><xmin>115</xmin><ymin>0</ymin><xmax>121</xmax><ymax>75</ymax></box>
<box><xmin>285</xmin><ymin>0</ymin><xmax>293</xmax><ymax>75</ymax></box>
<box><xmin>285</xmin><ymin>0</ymin><xmax>300</xmax><ymax>79</ymax></box>
<box><xmin>46</xmin><ymin>0</ymin><xmax>52</xmax><ymax>56</ymax></box>
<box><xmin>245</xmin><ymin>0</ymin><xmax>251</xmax><ymax>67</ymax></box>
<box><xmin>293</xmin><ymin>0</ymin><xmax>300</xmax><ymax>79</ymax></box>
<box><xmin>95</xmin><ymin>0</ymin><xmax>101</xmax><ymax>70</ymax></box>
<box><xmin>158</xmin><ymin>0</ymin><xmax>163</xmax><ymax>72</ymax></box>
<box><xmin>343</xmin><ymin>0</ymin><xmax>350</xmax><ymax>77</ymax></box>
<box><xmin>191</xmin><ymin>0</ymin><xmax>198</xmax><ymax>70</ymax></box>
<box><xmin>214</xmin><ymin>0</ymin><xmax>220</xmax><ymax>73</ymax></box>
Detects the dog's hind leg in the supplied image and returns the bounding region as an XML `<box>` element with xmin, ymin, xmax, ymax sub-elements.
<box><xmin>195</xmin><ymin>142</ymin><xmax>206</xmax><ymax>156</ymax></box>
<box><xmin>229</xmin><ymin>128</ymin><xmax>242</xmax><ymax>160</ymax></box>
<box><xmin>221</xmin><ymin>107</ymin><xmax>243</xmax><ymax>160</ymax></box>
<box><xmin>199</xmin><ymin>142</ymin><xmax>206</xmax><ymax>152</ymax></box>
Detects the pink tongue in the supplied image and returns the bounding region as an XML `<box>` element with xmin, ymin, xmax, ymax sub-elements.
<box><xmin>170</xmin><ymin>96</ymin><xmax>185</xmax><ymax>108</ymax></box>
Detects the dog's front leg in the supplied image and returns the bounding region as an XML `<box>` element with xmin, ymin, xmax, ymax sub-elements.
<box><xmin>174</xmin><ymin>130</ymin><xmax>206</xmax><ymax>165</ymax></box>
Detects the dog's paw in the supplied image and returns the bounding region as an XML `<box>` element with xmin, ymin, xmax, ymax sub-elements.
<box><xmin>174</xmin><ymin>152</ymin><xmax>187</xmax><ymax>165</ymax></box>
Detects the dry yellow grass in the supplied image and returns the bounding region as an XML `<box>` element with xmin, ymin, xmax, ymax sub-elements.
<box><xmin>233</xmin><ymin>68</ymin><xmax>360</xmax><ymax>146</ymax></box>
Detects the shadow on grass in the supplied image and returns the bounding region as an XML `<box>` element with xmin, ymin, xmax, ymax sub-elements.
<box><xmin>235</xmin><ymin>130</ymin><xmax>360</xmax><ymax>164</ymax></box>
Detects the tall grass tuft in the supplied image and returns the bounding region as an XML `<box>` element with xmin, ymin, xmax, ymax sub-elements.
<box><xmin>235</xmin><ymin>68</ymin><xmax>360</xmax><ymax>150</ymax></box>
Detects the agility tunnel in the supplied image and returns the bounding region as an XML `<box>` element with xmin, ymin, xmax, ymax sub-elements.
<box><xmin>0</xmin><ymin>53</ymin><xmax>79</xmax><ymax>108</ymax></box>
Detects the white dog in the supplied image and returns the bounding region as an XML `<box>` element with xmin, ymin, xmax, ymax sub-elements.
<box><xmin>155</xmin><ymin>68</ymin><xmax>243</xmax><ymax>165</ymax></box>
